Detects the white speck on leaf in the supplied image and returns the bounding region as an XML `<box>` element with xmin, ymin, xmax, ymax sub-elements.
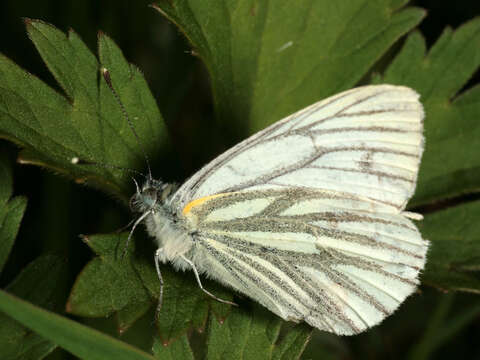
<box><xmin>276</xmin><ymin>41</ymin><xmax>293</xmax><ymax>53</ymax></box>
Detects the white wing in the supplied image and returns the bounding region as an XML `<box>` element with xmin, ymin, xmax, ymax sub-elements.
<box><xmin>171</xmin><ymin>85</ymin><xmax>424</xmax><ymax>213</ymax></box>
<box><xmin>184</xmin><ymin>189</ymin><xmax>428</xmax><ymax>335</ymax></box>
<box><xmin>173</xmin><ymin>84</ymin><xmax>427</xmax><ymax>334</ymax></box>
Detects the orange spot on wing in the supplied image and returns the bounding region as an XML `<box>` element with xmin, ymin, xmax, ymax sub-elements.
<box><xmin>182</xmin><ymin>193</ymin><xmax>228</xmax><ymax>215</ymax></box>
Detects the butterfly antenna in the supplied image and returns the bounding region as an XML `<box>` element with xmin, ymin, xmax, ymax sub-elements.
<box><xmin>102</xmin><ymin>68</ymin><xmax>153</xmax><ymax>181</ymax></box>
<box><xmin>71</xmin><ymin>156</ymin><xmax>146</xmax><ymax>179</ymax></box>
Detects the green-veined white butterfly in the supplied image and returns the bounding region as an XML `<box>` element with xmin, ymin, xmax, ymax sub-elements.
<box><xmin>122</xmin><ymin>79</ymin><xmax>429</xmax><ymax>335</ymax></box>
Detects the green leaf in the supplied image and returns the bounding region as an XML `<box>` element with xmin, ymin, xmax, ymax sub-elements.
<box><xmin>0</xmin><ymin>20</ymin><xmax>167</xmax><ymax>201</ymax></box>
<box><xmin>71</xmin><ymin>231</ymin><xmax>309</xmax><ymax>357</ymax></box>
<box><xmin>0</xmin><ymin>255</ymin><xmax>68</xmax><ymax>360</ymax></box>
<box><xmin>377</xmin><ymin>18</ymin><xmax>480</xmax><ymax>205</ymax></box>
<box><xmin>68</xmin><ymin>232</ymin><xmax>216</xmax><ymax>341</ymax></box>
<box><xmin>419</xmin><ymin>200</ymin><xmax>480</xmax><ymax>293</ymax></box>
<box><xmin>271</xmin><ymin>323</ymin><xmax>312</xmax><ymax>360</ymax></box>
<box><xmin>152</xmin><ymin>334</ymin><xmax>194</xmax><ymax>360</ymax></box>
<box><xmin>133</xmin><ymin>243</ymin><xmax>231</xmax><ymax>343</ymax></box>
<box><xmin>66</xmin><ymin>234</ymin><xmax>153</xmax><ymax>333</ymax></box>
<box><xmin>0</xmin><ymin>153</ymin><xmax>27</xmax><ymax>273</ymax></box>
<box><xmin>0</xmin><ymin>289</ymin><xmax>156</xmax><ymax>360</ymax></box>
<box><xmin>205</xmin><ymin>303</ymin><xmax>311</xmax><ymax>360</ymax></box>
<box><xmin>150</xmin><ymin>270</ymin><xmax>210</xmax><ymax>344</ymax></box>
<box><xmin>154</xmin><ymin>0</ymin><xmax>425</xmax><ymax>135</ymax></box>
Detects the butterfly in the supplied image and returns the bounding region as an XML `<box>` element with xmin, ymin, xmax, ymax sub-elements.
<box><xmin>125</xmin><ymin>82</ymin><xmax>429</xmax><ymax>335</ymax></box>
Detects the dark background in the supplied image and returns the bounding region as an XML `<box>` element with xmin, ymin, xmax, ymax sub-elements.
<box><xmin>1</xmin><ymin>1</ymin><xmax>479</xmax><ymax>359</ymax></box>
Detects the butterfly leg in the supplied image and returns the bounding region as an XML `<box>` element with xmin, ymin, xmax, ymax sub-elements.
<box><xmin>180</xmin><ymin>255</ymin><xmax>237</xmax><ymax>306</ymax></box>
<box><xmin>154</xmin><ymin>248</ymin><xmax>165</xmax><ymax>319</ymax></box>
<box><xmin>124</xmin><ymin>209</ymin><xmax>153</xmax><ymax>258</ymax></box>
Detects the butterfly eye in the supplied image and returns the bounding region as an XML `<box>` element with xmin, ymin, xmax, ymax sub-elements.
<box><xmin>130</xmin><ymin>186</ymin><xmax>159</xmax><ymax>212</ymax></box>
<box><xmin>129</xmin><ymin>194</ymin><xmax>137</xmax><ymax>212</ymax></box>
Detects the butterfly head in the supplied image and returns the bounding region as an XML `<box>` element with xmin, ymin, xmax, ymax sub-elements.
<box><xmin>130</xmin><ymin>178</ymin><xmax>176</xmax><ymax>213</ymax></box>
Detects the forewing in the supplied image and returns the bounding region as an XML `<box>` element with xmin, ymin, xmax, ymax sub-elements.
<box><xmin>171</xmin><ymin>85</ymin><xmax>424</xmax><ymax>212</ymax></box>
<box><xmin>185</xmin><ymin>189</ymin><xmax>429</xmax><ymax>335</ymax></box>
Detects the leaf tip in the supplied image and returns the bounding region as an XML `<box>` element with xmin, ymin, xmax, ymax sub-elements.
<box><xmin>65</xmin><ymin>299</ymin><xmax>73</xmax><ymax>313</ymax></box>
<box><xmin>118</xmin><ymin>325</ymin><xmax>128</xmax><ymax>335</ymax></box>
<box><xmin>162</xmin><ymin>339</ymin><xmax>170</xmax><ymax>347</ymax></box>
<box><xmin>74</xmin><ymin>177</ymin><xmax>88</xmax><ymax>185</ymax></box>
<box><xmin>97</xmin><ymin>30</ymin><xmax>106</xmax><ymax>43</ymax></box>
<box><xmin>188</xmin><ymin>48</ymin><xmax>199</xmax><ymax>57</ymax></box>
<box><xmin>22</xmin><ymin>17</ymin><xmax>33</xmax><ymax>26</ymax></box>
<box><xmin>101</xmin><ymin>67</ymin><xmax>112</xmax><ymax>85</ymax></box>
<box><xmin>148</xmin><ymin>3</ymin><xmax>159</xmax><ymax>11</ymax></box>
<box><xmin>149</xmin><ymin>0</ymin><xmax>174</xmax><ymax>12</ymax></box>
<box><xmin>149</xmin><ymin>2</ymin><xmax>168</xmax><ymax>18</ymax></box>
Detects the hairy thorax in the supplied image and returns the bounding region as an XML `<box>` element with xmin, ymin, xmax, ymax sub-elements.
<box><xmin>145</xmin><ymin>207</ymin><xmax>194</xmax><ymax>265</ymax></box>
<box><xmin>131</xmin><ymin>179</ymin><xmax>195</xmax><ymax>270</ymax></box>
